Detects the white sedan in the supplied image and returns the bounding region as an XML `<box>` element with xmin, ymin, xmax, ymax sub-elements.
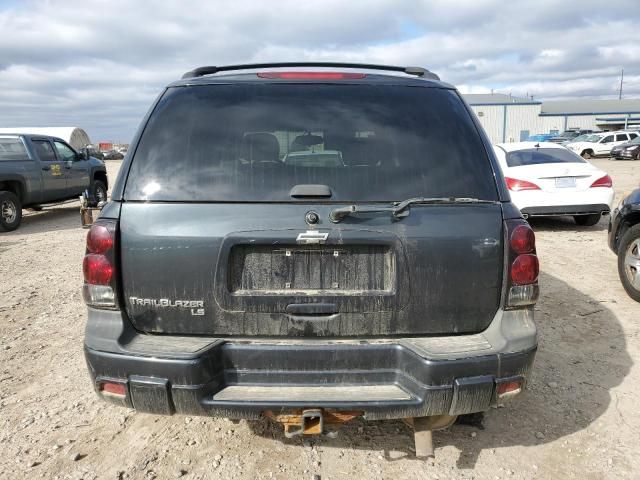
<box><xmin>494</xmin><ymin>142</ymin><xmax>615</xmax><ymax>226</ymax></box>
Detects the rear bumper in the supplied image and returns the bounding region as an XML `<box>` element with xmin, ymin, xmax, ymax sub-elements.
<box><xmin>84</xmin><ymin>308</ymin><xmax>537</xmax><ymax>420</ymax></box>
<box><xmin>521</xmin><ymin>203</ymin><xmax>610</xmax><ymax>217</ymax></box>
<box><xmin>511</xmin><ymin>188</ymin><xmax>614</xmax><ymax>218</ymax></box>
<box><xmin>613</xmin><ymin>153</ymin><xmax>639</xmax><ymax>160</ymax></box>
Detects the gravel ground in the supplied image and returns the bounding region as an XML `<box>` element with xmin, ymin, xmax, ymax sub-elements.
<box><xmin>1</xmin><ymin>158</ymin><xmax>639</xmax><ymax>480</ymax></box>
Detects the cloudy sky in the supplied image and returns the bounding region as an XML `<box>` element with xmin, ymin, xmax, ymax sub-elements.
<box><xmin>0</xmin><ymin>0</ymin><xmax>639</xmax><ymax>142</ymax></box>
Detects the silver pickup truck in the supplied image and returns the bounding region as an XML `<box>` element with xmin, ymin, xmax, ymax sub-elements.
<box><xmin>0</xmin><ymin>133</ymin><xmax>108</xmax><ymax>231</ymax></box>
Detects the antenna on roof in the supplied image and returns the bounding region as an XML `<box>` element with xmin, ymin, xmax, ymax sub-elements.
<box><xmin>619</xmin><ymin>67</ymin><xmax>624</xmax><ymax>100</ymax></box>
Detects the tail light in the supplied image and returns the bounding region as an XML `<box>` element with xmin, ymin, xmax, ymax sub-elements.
<box><xmin>505</xmin><ymin>177</ymin><xmax>541</xmax><ymax>192</ymax></box>
<box><xmin>505</xmin><ymin>220</ymin><xmax>539</xmax><ymax>308</ymax></box>
<box><xmin>82</xmin><ymin>219</ymin><xmax>118</xmax><ymax>308</ymax></box>
<box><xmin>590</xmin><ymin>174</ymin><xmax>612</xmax><ymax>188</ymax></box>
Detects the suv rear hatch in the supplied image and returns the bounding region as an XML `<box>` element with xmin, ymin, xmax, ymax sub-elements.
<box><xmin>119</xmin><ymin>79</ymin><xmax>504</xmax><ymax>337</ymax></box>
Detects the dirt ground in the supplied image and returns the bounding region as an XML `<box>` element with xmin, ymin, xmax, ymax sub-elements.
<box><xmin>1</xmin><ymin>158</ymin><xmax>639</xmax><ymax>480</ymax></box>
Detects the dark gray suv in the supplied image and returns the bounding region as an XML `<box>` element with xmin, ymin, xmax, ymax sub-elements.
<box><xmin>83</xmin><ymin>63</ymin><xmax>539</xmax><ymax>457</ymax></box>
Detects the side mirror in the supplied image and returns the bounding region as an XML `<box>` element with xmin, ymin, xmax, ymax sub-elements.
<box><xmin>77</xmin><ymin>149</ymin><xmax>89</xmax><ymax>161</ymax></box>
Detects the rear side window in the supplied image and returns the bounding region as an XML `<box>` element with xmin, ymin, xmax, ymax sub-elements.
<box><xmin>506</xmin><ymin>148</ymin><xmax>585</xmax><ymax>167</ymax></box>
<box><xmin>615</xmin><ymin>134</ymin><xmax>628</xmax><ymax>142</ymax></box>
<box><xmin>0</xmin><ymin>137</ymin><xmax>30</xmax><ymax>161</ymax></box>
<box><xmin>125</xmin><ymin>84</ymin><xmax>498</xmax><ymax>202</ymax></box>
<box><xmin>32</xmin><ymin>140</ymin><xmax>56</xmax><ymax>161</ymax></box>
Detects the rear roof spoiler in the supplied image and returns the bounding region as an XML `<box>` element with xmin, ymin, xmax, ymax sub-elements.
<box><xmin>181</xmin><ymin>62</ymin><xmax>439</xmax><ymax>81</ymax></box>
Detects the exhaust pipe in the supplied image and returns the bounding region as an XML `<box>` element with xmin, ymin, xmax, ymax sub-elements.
<box><xmin>411</xmin><ymin>415</ymin><xmax>457</xmax><ymax>459</ymax></box>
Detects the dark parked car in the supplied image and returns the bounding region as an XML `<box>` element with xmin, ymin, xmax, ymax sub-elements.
<box><xmin>82</xmin><ymin>63</ymin><xmax>539</xmax><ymax>457</ymax></box>
<box><xmin>610</xmin><ymin>136</ymin><xmax>640</xmax><ymax>160</ymax></box>
<box><xmin>0</xmin><ymin>134</ymin><xmax>108</xmax><ymax>231</ymax></box>
<box><xmin>549</xmin><ymin>129</ymin><xmax>596</xmax><ymax>144</ymax></box>
<box><xmin>103</xmin><ymin>150</ymin><xmax>124</xmax><ymax>160</ymax></box>
<box><xmin>86</xmin><ymin>147</ymin><xmax>105</xmax><ymax>160</ymax></box>
<box><xmin>609</xmin><ymin>188</ymin><xmax>640</xmax><ymax>302</ymax></box>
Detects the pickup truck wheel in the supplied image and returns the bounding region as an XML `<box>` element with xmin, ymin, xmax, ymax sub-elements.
<box><xmin>618</xmin><ymin>224</ymin><xmax>640</xmax><ymax>302</ymax></box>
<box><xmin>0</xmin><ymin>190</ymin><xmax>22</xmax><ymax>232</ymax></box>
<box><xmin>91</xmin><ymin>180</ymin><xmax>108</xmax><ymax>206</ymax></box>
<box><xmin>574</xmin><ymin>214</ymin><xmax>601</xmax><ymax>226</ymax></box>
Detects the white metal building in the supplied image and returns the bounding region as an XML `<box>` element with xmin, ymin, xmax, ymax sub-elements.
<box><xmin>539</xmin><ymin>99</ymin><xmax>640</xmax><ymax>133</ymax></box>
<box><xmin>0</xmin><ymin>127</ymin><xmax>91</xmax><ymax>150</ymax></box>
<box><xmin>464</xmin><ymin>94</ymin><xmax>542</xmax><ymax>143</ymax></box>
<box><xmin>463</xmin><ymin>94</ymin><xmax>640</xmax><ymax>144</ymax></box>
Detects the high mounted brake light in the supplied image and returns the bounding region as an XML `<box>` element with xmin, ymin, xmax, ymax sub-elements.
<box><xmin>257</xmin><ymin>72</ymin><xmax>366</xmax><ymax>80</ymax></box>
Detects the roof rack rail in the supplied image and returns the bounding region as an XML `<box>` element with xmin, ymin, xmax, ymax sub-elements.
<box><xmin>181</xmin><ymin>62</ymin><xmax>439</xmax><ymax>80</ymax></box>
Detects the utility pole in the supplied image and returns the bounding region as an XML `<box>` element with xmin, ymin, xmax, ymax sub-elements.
<box><xmin>619</xmin><ymin>67</ymin><xmax>624</xmax><ymax>100</ymax></box>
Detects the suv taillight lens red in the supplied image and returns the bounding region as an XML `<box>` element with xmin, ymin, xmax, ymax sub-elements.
<box><xmin>590</xmin><ymin>174</ymin><xmax>612</xmax><ymax>188</ymax></box>
<box><xmin>510</xmin><ymin>224</ymin><xmax>535</xmax><ymax>254</ymax></box>
<box><xmin>83</xmin><ymin>254</ymin><xmax>113</xmax><ymax>285</ymax></box>
<box><xmin>86</xmin><ymin>225</ymin><xmax>113</xmax><ymax>254</ymax></box>
<box><xmin>511</xmin><ymin>254</ymin><xmax>539</xmax><ymax>285</ymax></box>
<box><xmin>506</xmin><ymin>220</ymin><xmax>539</xmax><ymax>307</ymax></box>
<box><xmin>505</xmin><ymin>177</ymin><xmax>540</xmax><ymax>192</ymax></box>
<box><xmin>82</xmin><ymin>220</ymin><xmax>118</xmax><ymax>308</ymax></box>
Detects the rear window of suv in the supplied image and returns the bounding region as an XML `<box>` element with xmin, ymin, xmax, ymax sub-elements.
<box><xmin>125</xmin><ymin>83</ymin><xmax>498</xmax><ymax>202</ymax></box>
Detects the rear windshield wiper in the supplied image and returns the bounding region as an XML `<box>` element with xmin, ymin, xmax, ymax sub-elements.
<box><xmin>329</xmin><ymin>197</ymin><xmax>498</xmax><ymax>223</ymax></box>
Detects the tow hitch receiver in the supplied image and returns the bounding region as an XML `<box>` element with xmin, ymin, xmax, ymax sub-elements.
<box><xmin>264</xmin><ymin>409</ymin><xmax>361</xmax><ymax>438</ymax></box>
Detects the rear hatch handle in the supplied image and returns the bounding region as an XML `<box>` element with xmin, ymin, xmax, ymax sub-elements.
<box><xmin>286</xmin><ymin>303</ymin><xmax>338</xmax><ymax>315</ymax></box>
<box><xmin>290</xmin><ymin>184</ymin><xmax>332</xmax><ymax>198</ymax></box>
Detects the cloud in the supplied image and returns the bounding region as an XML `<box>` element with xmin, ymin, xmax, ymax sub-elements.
<box><xmin>0</xmin><ymin>0</ymin><xmax>638</xmax><ymax>141</ymax></box>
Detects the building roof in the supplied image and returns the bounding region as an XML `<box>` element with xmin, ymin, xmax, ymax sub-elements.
<box><xmin>540</xmin><ymin>99</ymin><xmax>640</xmax><ymax>115</ymax></box>
<box><xmin>463</xmin><ymin>93</ymin><xmax>540</xmax><ymax>105</ymax></box>
<box><xmin>0</xmin><ymin>127</ymin><xmax>91</xmax><ymax>149</ymax></box>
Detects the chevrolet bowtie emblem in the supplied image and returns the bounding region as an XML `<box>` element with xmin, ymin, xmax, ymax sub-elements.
<box><xmin>296</xmin><ymin>230</ymin><xmax>329</xmax><ymax>244</ymax></box>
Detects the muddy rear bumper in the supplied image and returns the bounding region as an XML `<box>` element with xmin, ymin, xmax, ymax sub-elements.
<box><xmin>84</xmin><ymin>308</ymin><xmax>537</xmax><ymax>420</ymax></box>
